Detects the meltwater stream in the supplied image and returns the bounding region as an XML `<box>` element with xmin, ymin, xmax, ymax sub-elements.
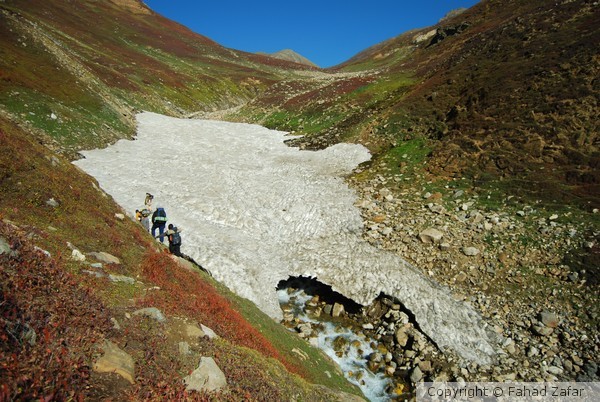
<box><xmin>278</xmin><ymin>288</ymin><xmax>392</xmax><ymax>401</ymax></box>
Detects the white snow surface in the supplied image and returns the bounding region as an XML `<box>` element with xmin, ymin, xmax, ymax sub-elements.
<box><xmin>74</xmin><ymin>112</ymin><xmax>498</xmax><ymax>364</ymax></box>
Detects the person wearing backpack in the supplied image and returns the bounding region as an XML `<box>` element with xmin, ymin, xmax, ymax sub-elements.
<box><xmin>151</xmin><ymin>207</ymin><xmax>168</xmax><ymax>242</ymax></box>
<box><xmin>165</xmin><ymin>224</ymin><xmax>182</xmax><ymax>257</ymax></box>
<box><xmin>139</xmin><ymin>207</ymin><xmax>151</xmax><ymax>232</ymax></box>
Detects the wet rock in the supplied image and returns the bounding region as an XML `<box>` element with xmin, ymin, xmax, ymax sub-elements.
<box><xmin>332</xmin><ymin>303</ymin><xmax>345</xmax><ymax>318</ymax></box>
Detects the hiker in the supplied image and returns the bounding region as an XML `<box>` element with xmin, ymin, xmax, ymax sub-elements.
<box><xmin>144</xmin><ymin>192</ymin><xmax>154</xmax><ymax>208</ymax></box>
<box><xmin>165</xmin><ymin>224</ymin><xmax>182</xmax><ymax>257</ymax></box>
<box><xmin>139</xmin><ymin>207</ymin><xmax>151</xmax><ymax>232</ymax></box>
<box><xmin>151</xmin><ymin>207</ymin><xmax>168</xmax><ymax>242</ymax></box>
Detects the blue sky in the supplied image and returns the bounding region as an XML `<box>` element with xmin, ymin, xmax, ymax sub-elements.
<box><xmin>143</xmin><ymin>1</ymin><xmax>480</xmax><ymax>68</ymax></box>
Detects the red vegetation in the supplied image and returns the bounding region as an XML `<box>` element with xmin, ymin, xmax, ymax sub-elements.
<box><xmin>0</xmin><ymin>222</ymin><xmax>113</xmax><ymax>400</ymax></box>
<box><xmin>139</xmin><ymin>251</ymin><xmax>300</xmax><ymax>375</ymax></box>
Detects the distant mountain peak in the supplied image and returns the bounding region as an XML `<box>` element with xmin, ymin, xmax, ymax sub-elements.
<box><xmin>257</xmin><ymin>49</ymin><xmax>319</xmax><ymax>68</ymax></box>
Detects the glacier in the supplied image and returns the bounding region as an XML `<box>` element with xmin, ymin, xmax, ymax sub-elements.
<box><xmin>74</xmin><ymin>112</ymin><xmax>498</xmax><ymax>364</ymax></box>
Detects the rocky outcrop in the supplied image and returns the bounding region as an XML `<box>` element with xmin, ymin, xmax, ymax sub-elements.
<box><xmin>93</xmin><ymin>340</ymin><xmax>135</xmax><ymax>384</ymax></box>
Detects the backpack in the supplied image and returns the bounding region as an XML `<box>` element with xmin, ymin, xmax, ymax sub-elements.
<box><xmin>154</xmin><ymin>207</ymin><xmax>167</xmax><ymax>222</ymax></box>
<box><xmin>140</xmin><ymin>208</ymin><xmax>151</xmax><ymax>217</ymax></box>
<box><xmin>171</xmin><ymin>228</ymin><xmax>181</xmax><ymax>246</ymax></box>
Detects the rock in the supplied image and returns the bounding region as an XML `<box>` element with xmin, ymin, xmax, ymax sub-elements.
<box><xmin>110</xmin><ymin>317</ymin><xmax>121</xmax><ymax>330</ymax></box>
<box><xmin>88</xmin><ymin>251</ymin><xmax>121</xmax><ymax>265</ymax></box>
<box><xmin>462</xmin><ymin>247</ymin><xmax>480</xmax><ymax>256</ymax></box>
<box><xmin>527</xmin><ymin>346</ymin><xmax>539</xmax><ymax>357</ymax></box>
<box><xmin>200</xmin><ymin>324</ymin><xmax>218</xmax><ymax>339</ymax></box>
<box><xmin>115</xmin><ymin>213</ymin><xmax>125</xmax><ymax>221</ymax></box>
<box><xmin>109</xmin><ymin>274</ymin><xmax>135</xmax><ymax>284</ymax></box>
<box><xmin>455</xmin><ymin>272</ymin><xmax>468</xmax><ymax>282</ymax></box>
<box><xmin>82</xmin><ymin>269</ymin><xmax>104</xmax><ymax>278</ymax></box>
<box><xmin>517</xmin><ymin>211</ymin><xmax>526</xmax><ymax>217</ymax></box>
<box><xmin>0</xmin><ymin>237</ymin><xmax>13</xmax><ymax>256</ymax></box>
<box><xmin>93</xmin><ymin>340</ymin><xmax>135</xmax><ymax>384</ymax></box>
<box><xmin>418</xmin><ymin>228</ymin><xmax>444</xmax><ymax>244</ymax></box>
<box><xmin>297</xmin><ymin>323</ymin><xmax>313</xmax><ymax>337</ymax></box>
<box><xmin>132</xmin><ymin>307</ymin><xmax>166</xmax><ymax>323</ymax></box>
<box><xmin>410</xmin><ymin>366</ymin><xmax>423</xmax><ymax>383</ymax></box>
<box><xmin>547</xmin><ymin>366</ymin><xmax>563</xmax><ymax>375</ymax></box>
<box><xmin>179</xmin><ymin>341</ymin><xmax>191</xmax><ymax>356</ymax></box>
<box><xmin>549</xmin><ymin>214</ymin><xmax>559</xmax><ymax>220</ymax></box>
<box><xmin>453</xmin><ymin>190</ymin><xmax>464</xmax><ymax>199</ymax></box>
<box><xmin>418</xmin><ymin>360</ymin><xmax>432</xmax><ymax>372</ymax></box>
<box><xmin>71</xmin><ymin>249</ymin><xmax>86</xmax><ymax>262</ymax></box>
<box><xmin>184</xmin><ymin>357</ymin><xmax>227</xmax><ymax>392</ymax></box>
<box><xmin>50</xmin><ymin>113</ymin><xmax>57</xmax><ymax>120</ymax></box>
<box><xmin>395</xmin><ymin>324</ymin><xmax>411</xmax><ymax>347</ymax></box>
<box><xmin>362</xmin><ymin>323</ymin><xmax>374</xmax><ymax>330</ymax></box>
<box><xmin>332</xmin><ymin>303</ymin><xmax>345</xmax><ymax>317</ymax></box>
<box><xmin>381</xmin><ymin>227</ymin><xmax>393</xmax><ymax>236</ymax></box>
<box><xmin>323</xmin><ymin>304</ymin><xmax>333</xmax><ymax>316</ymax></box>
<box><xmin>440</xmin><ymin>242</ymin><xmax>451</xmax><ymax>251</ymax></box>
<box><xmin>429</xmin><ymin>204</ymin><xmax>446</xmax><ymax>214</ymax></box>
<box><xmin>539</xmin><ymin>311</ymin><xmax>559</xmax><ymax>328</ymax></box>
<box><xmin>186</xmin><ymin>324</ymin><xmax>206</xmax><ymax>339</ymax></box>
<box><xmin>46</xmin><ymin>198</ymin><xmax>59</xmax><ymax>208</ymax></box>
<box><xmin>533</xmin><ymin>324</ymin><xmax>554</xmax><ymax>336</ymax></box>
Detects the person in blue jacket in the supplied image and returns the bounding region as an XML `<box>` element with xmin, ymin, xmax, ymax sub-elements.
<box><xmin>151</xmin><ymin>207</ymin><xmax>167</xmax><ymax>242</ymax></box>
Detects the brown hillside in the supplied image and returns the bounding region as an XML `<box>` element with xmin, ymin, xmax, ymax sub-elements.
<box><xmin>342</xmin><ymin>0</ymin><xmax>600</xmax><ymax>206</ymax></box>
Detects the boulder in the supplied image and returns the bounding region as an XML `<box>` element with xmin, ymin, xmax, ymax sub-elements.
<box><xmin>88</xmin><ymin>251</ymin><xmax>121</xmax><ymax>265</ymax></box>
<box><xmin>184</xmin><ymin>357</ymin><xmax>227</xmax><ymax>392</ymax></box>
<box><xmin>93</xmin><ymin>340</ymin><xmax>135</xmax><ymax>384</ymax></box>
<box><xmin>71</xmin><ymin>249</ymin><xmax>86</xmax><ymax>261</ymax></box>
<box><xmin>132</xmin><ymin>307</ymin><xmax>166</xmax><ymax>323</ymax></box>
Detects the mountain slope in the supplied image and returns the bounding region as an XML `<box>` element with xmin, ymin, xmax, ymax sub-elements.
<box><xmin>257</xmin><ymin>49</ymin><xmax>319</xmax><ymax>67</ymax></box>
<box><xmin>0</xmin><ymin>0</ymin><xmax>313</xmax><ymax>156</ymax></box>
<box><xmin>233</xmin><ymin>0</ymin><xmax>599</xmax><ymax>207</ymax></box>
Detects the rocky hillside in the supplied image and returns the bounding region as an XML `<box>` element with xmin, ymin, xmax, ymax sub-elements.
<box><xmin>233</xmin><ymin>0</ymin><xmax>599</xmax><ymax>208</ymax></box>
